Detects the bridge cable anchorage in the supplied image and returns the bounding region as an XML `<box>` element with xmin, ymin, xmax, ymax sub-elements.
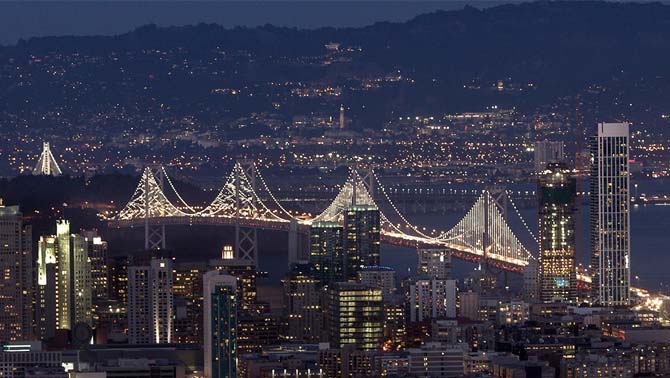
<box><xmin>198</xmin><ymin>162</ymin><xmax>287</xmax><ymax>222</ymax></box>
<box><xmin>160</xmin><ymin>166</ymin><xmax>198</xmax><ymax>214</ymax></box>
<box><xmin>250</xmin><ymin>162</ymin><xmax>295</xmax><ymax>220</ymax></box>
<box><xmin>115</xmin><ymin>167</ymin><xmax>188</xmax><ymax>220</ymax></box>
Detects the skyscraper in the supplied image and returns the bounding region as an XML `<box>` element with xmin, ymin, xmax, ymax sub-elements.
<box><xmin>128</xmin><ymin>258</ymin><xmax>174</xmax><ymax>344</ymax></box>
<box><xmin>326</xmin><ymin>282</ymin><xmax>383</xmax><ymax>351</ymax></box>
<box><xmin>538</xmin><ymin>162</ymin><xmax>577</xmax><ymax>303</ymax></box>
<box><xmin>71</xmin><ymin>233</ymin><xmax>93</xmax><ymax>327</ymax></box>
<box><xmin>343</xmin><ymin>205</ymin><xmax>380</xmax><ymax>280</ymax></box>
<box><xmin>282</xmin><ymin>263</ymin><xmax>323</xmax><ymax>342</ymax></box>
<box><xmin>591</xmin><ymin>122</ymin><xmax>631</xmax><ymax>307</ymax></box>
<box><xmin>203</xmin><ymin>270</ymin><xmax>238</xmax><ymax>378</ymax></box>
<box><xmin>0</xmin><ymin>204</ymin><xmax>33</xmax><ymax>342</ymax></box>
<box><xmin>81</xmin><ymin>230</ymin><xmax>108</xmax><ymax>301</ymax></box>
<box><xmin>309</xmin><ymin>221</ymin><xmax>344</xmax><ymax>285</ymax></box>
<box><xmin>417</xmin><ymin>248</ymin><xmax>452</xmax><ymax>280</ymax></box>
<box><xmin>408</xmin><ymin>278</ymin><xmax>457</xmax><ymax>322</ymax></box>
<box><xmin>534</xmin><ymin>140</ymin><xmax>564</xmax><ymax>173</ymax></box>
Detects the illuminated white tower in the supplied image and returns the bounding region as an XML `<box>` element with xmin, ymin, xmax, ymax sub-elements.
<box><xmin>128</xmin><ymin>258</ymin><xmax>173</xmax><ymax>344</ymax></box>
<box><xmin>339</xmin><ymin>104</ymin><xmax>345</xmax><ymax>130</ymax></box>
<box><xmin>591</xmin><ymin>122</ymin><xmax>630</xmax><ymax>307</ymax></box>
<box><xmin>33</xmin><ymin>142</ymin><xmax>63</xmax><ymax>176</ymax></box>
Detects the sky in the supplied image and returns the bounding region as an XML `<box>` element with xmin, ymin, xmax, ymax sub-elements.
<box><xmin>0</xmin><ymin>1</ymin><xmax>515</xmax><ymax>46</ymax></box>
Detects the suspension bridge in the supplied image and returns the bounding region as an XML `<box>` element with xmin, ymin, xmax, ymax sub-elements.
<box><xmin>107</xmin><ymin>161</ymin><xmax>537</xmax><ymax>272</ymax></box>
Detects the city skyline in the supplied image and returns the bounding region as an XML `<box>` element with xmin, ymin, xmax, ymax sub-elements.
<box><xmin>1</xmin><ymin>2</ymin><xmax>670</xmax><ymax>378</ymax></box>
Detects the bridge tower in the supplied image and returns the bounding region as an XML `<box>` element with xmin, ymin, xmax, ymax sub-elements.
<box><xmin>235</xmin><ymin>160</ymin><xmax>259</xmax><ymax>266</ymax></box>
<box><xmin>145</xmin><ymin>165</ymin><xmax>166</xmax><ymax>250</ymax></box>
<box><xmin>482</xmin><ymin>187</ymin><xmax>510</xmax><ymax>294</ymax></box>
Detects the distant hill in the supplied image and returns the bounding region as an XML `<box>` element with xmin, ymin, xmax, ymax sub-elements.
<box><xmin>6</xmin><ymin>1</ymin><xmax>670</xmax><ymax>88</ymax></box>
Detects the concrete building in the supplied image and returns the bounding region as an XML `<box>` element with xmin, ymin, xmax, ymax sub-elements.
<box><xmin>590</xmin><ymin>122</ymin><xmax>631</xmax><ymax>307</ymax></box>
<box><xmin>203</xmin><ymin>270</ymin><xmax>237</xmax><ymax>378</ymax></box>
<box><xmin>417</xmin><ymin>248</ymin><xmax>452</xmax><ymax>280</ymax></box>
<box><xmin>407</xmin><ymin>343</ymin><xmax>464</xmax><ymax>377</ymax></box>
<box><xmin>408</xmin><ymin>278</ymin><xmax>457</xmax><ymax>322</ymax></box>
<box><xmin>326</xmin><ymin>283</ymin><xmax>383</xmax><ymax>351</ymax></box>
<box><xmin>0</xmin><ymin>204</ymin><xmax>32</xmax><ymax>343</ymax></box>
<box><xmin>128</xmin><ymin>258</ymin><xmax>173</xmax><ymax>344</ymax></box>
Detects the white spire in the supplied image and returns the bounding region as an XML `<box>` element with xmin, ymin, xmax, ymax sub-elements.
<box><xmin>33</xmin><ymin>142</ymin><xmax>63</xmax><ymax>176</ymax></box>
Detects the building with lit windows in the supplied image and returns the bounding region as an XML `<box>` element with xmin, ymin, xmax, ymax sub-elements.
<box><xmin>283</xmin><ymin>263</ymin><xmax>323</xmax><ymax>342</ymax></box>
<box><xmin>37</xmin><ymin>221</ymin><xmax>95</xmax><ymax>338</ymax></box>
<box><xmin>0</xmin><ymin>204</ymin><xmax>32</xmax><ymax>343</ymax></box>
<box><xmin>407</xmin><ymin>342</ymin><xmax>465</xmax><ymax>377</ymax></box>
<box><xmin>408</xmin><ymin>278</ymin><xmax>457</xmax><ymax>322</ymax></box>
<box><xmin>591</xmin><ymin>122</ymin><xmax>631</xmax><ymax>307</ymax></box>
<box><xmin>326</xmin><ymin>282</ymin><xmax>383</xmax><ymax>351</ymax></box>
<box><xmin>343</xmin><ymin>205</ymin><xmax>380</xmax><ymax>280</ymax></box>
<box><xmin>417</xmin><ymin>248</ymin><xmax>452</xmax><ymax>280</ymax></box>
<box><xmin>538</xmin><ymin>162</ymin><xmax>577</xmax><ymax>303</ymax></box>
<box><xmin>203</xmin><ymin>270</ymin><xmax>238</xmax><ymax>378</ymax></box>
<box><xmin>358</xmin><ymin>266</ymin><xmax>397</xmax><ymax>300</ymax></box>
<box><xmin>127</xmin><ymin>258</ymin><xmax>173</xmax><ymax>344</ymax></box>
<box><xmin>81</xmin><ymin>230</ymin><xmax>108</xmax><ymax>301</ymax></box>
<box><xmin>309</xmin><ymin>221</ymin><xmax>344</xmax><ymax>286</ymax></box>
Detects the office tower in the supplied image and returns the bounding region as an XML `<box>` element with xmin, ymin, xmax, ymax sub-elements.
<box><xmin>82</xmin><ymin>230</ymin><xmax>108</xmax><ymax>301</ymax></box>
<box><xmin>326</xmin><ymin>282</ymin><xmax>383</xmax><ymax>351</ymax></box>
<box><xmin>174</xmin><ymin>262</ymin><xmax>207</xmax><ymax>344</ymax></box>
<box><xmin>538</xmin><ymin>162</ymin><xmax>577</xmax><ymax>303</ymax></box>
<box><xmin>71</xmin><ymin>234</ymin><xmax>93</xmax><ymax>326</ymax></box>
<box><xmin>343</xmin><ymin>205</ymin><xmax>381</xmax><ymax>280</ymax></box>
<box><xmin>309</xmin><ymin>221</ymin><xmax>344</xmax><ymax>286</ymax></box>
<box><xmin>408</xmin><ymin>278</ymin><xmax>457</xmax><ymax>322</ymax></box>
<box><xmin>37</xmin><ymin>221</ymin><xmax>75</xmax><ymax>336</ymax></box>
<box><xmin>210</xmin><ymin>258</ymin><xmax>257</xmax><ymax>311</ymax></box>
<box><xmin>534</xmin><ymin>140</ymin><xmax>564</xmax><ymax>173</ymax></box>
<box><xmin>108</xmin><ymin>256</ymin><xmax>129</xmax><ymax>304</ymax></box>
<box><xmin>0</xmin><ymin>204</ymin><xmax>33</xmax><ymax>342</ymax></box>
<box><xmin>591</xmin><ymin>122</ymin><xmax>631</xmax><ymax>307</ymax></box>
<box><xmin>128</xmin><ymin>258</ymin><xmax>173</xmax><ymax>344</ymax></box>
<box><xmin>282</xmin><ymin>263</ymin><xmax>323</xmax><ymax>342</ymax></box>
<box><xmin>358</xmin><ymin>266</ymin><xmax>397</xmax><ymax>301</ymax></box>
<box><xmin>417</xmin><ymin>248</ymin><xmax>452</xmax><ymax>280</ymax></box>
<box><xmin>522</xmin><ymin>259</ymin><xmax>539</xmax><ymax>303</ymax></box>
<box><xmin>203</xmin><ymin>270</ymin><xmax>238</xmax><ymax>378</ymax></box>
<box><xmin>458</xmin><ymin>290</ymin><xmax>480</xmax><ymax>321</ymax></box>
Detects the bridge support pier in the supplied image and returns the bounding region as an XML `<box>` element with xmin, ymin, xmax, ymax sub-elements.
<box><xmin>145</xmin><ymin>224</ymin><xmax>166</xmax><ymax>250</ymax></box>
<box><xmin>288</xmin><ymin>219</ymin><xmax>309</xmax><ymax>267</ymax></box>
<box><xmin>235</xmin><ymin>225</ymin><xmax>258</xmax><ymax>266</ymax></box>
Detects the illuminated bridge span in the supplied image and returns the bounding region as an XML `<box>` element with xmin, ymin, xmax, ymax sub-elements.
<box><xmin>108</xmin><ymin>161</ymin><xmax>536</xmax><ymax>272</ymax></box>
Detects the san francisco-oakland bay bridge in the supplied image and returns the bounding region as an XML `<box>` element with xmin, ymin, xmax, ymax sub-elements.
<box><xmin>107</xmin><ymin>160</ymin><xmax>537</xmax><ymax>273</ymax></box>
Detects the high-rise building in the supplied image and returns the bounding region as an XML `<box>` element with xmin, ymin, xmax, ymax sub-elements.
<box><xmin>417</xmin><ymin>248</ymin><xmax>452</xmax><ymax>280</ymax></box>
<box><xmin>534</xmin><ymin>140</ymin><xmax>564</xmax><ymax>173</ymax></box>
<box><xmin>309</xmin><ymin>221</ymin><xmax>344</xmax><ymax>286</ymax></box>
<box><xmin>37</xmin><ymin>220</ymin><xmax>95</xmax><ymax>337</ymax></box>
<box><xmin>458</xmin><ymin>290</ymin><xmax>480</xmax><ymax>321</ymax></box>
<box><xmin>538</xmin><ymin>162</ymin><xmax>577</xmax><ymax>303</ymax></box>
<box><xmin>128</xmin><ymin>258</ymin><xmax>174</xmax><ymax>344</ymax></box>
<box><xmin>71</xmin><ymin>233</ymin><xmax>93</xmax><ymax>327</ymax></box>
<box><xmin>210</xmin><ymin>258</ymin><xmax>257</xmax><ymax>311</ymax></box>
<box><xmin>591</xmin><ymin>122</ymin><xmax>631</xmax><ymax>307</ymax></box>
<box><xmin>339</xmin><ymin>104</ymin><xmax>345</xmax><ymax>130</ymax></box>
<box><xmin>282</xmin><ymin>263</ymin><xmax>323</xmax><ymax>342</ymax></box>
<box><xmin>358</xmin><ymin>266</ymin><xmax>397</xmax><ymax>301</ymax></box>
<box><xmin>81</xmin><ymin>230</ymin><xmax>108</xmax><ymax>301</ymax></box>
<box><xmin>343</xmin><ymin>205</ymin><xmax>380</xmax><ymax>280</ymax></box>
<box><xmin>174</xmin><ymin>262</ymin><xmax>207</xmax><ymax>345</ymax></box>
<box><xmin>203</xmin><ymin>270</ymin><xmax>238</xmax><ymax>378</ymax></box>
<box><xmin>0</xmin><ymin>204</ymin><xmax>33</xmax><ymax>343</ymax></box>
<box><xmin>326</xmin><ymin>282</ymin><xmax>383</xmax><ymax>351</ymax></box>
<box><xmin>522</xmin><ymin>259</ymin><xmax>539</xmax><ymax>303</ymax></box>
<box><xmin>408</xmin><ymin>278</ymin><xmax>457</xmax><ymax>322</ymax></box>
